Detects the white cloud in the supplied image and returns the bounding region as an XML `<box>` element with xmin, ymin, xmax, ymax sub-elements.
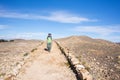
<box><xmin>73</xmin><ymin>26</ymin><xmax>120</xmax><ymax>36</ymax></box>
<box><xmin>14</xmin><ymin>32</ymin><xmax>46</xmax><ymax>39</ymax></box>
<box><xmin>0</xmin><ymin>32</ymin><xmax>46</xmax><ymax>40</ymax></box>
<box><xmin>41</xmin><ymin>11</ymin><xmax>97</xmax><ymax>23</ymax></box>
<box><xmin>72</xmin><ymin>25</ymin><xmax>120</xmax><ymax>42</ymax></box>
<box><xmin>99</xmin><ymin>36</ymin><xmax>120</xmax><ymax>42</ymax></box>
<box><xmin>0</xmin><ymin>25</ymin><xmax>7</xmax><ymax>29</ymax></box>
<box><xmin>0</xmin><ymin>11</ymin><xmax>97</xmax><ymax>23</ymax></box>
<box><xmin>0</xmin><ymin>12</ymin><xmax>35</xmax><ymax>19</ymax></box>
<box><xmin>0</xmin><ymin>35</ymin><xmax>5</xmax><ymax>38</ymax></box>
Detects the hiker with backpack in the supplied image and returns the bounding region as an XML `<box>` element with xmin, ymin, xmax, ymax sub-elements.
<box><xmin>47</xmin><ymin>33</ymin><xmax>52</xmax><ymax>52</ymax></box>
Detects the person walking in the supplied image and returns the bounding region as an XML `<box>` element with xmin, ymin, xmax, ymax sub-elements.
<box><xmin>47</xmin><ymin>33</ymin><xmax>52</xmax><ymax>52</ymax></box>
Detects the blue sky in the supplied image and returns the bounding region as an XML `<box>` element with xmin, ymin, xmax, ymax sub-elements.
<box><xmin>0</xmin><ymin>0</ymin><xmax>120</xmax><ymax>42</ymax></box>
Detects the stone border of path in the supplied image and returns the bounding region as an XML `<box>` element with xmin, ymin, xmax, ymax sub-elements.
<box><xmin>3</xmin><ymin>42</ymin><xmax>44</xmax><ymax>80</ymax></box>
<box><xmin>55</xmin><ymin>41</ymin><xmax>93</xmax><ymax>80</ymax></box>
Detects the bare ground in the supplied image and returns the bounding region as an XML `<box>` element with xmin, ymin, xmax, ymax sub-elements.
<box><xmin>15</xmin><ymin>41</ymin><xmax>76</xmax><ymax>80</ymax></box>
<box><xmin>57</xmin><ymin>36</ymin><xmax>120</xmax><ymax>80</ymax></box>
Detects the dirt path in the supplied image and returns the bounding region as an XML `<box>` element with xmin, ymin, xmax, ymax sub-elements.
<box><xmin>15</xmin><ymin>41</ymin><xmax>76</xmax><ymax>80</ymax></box>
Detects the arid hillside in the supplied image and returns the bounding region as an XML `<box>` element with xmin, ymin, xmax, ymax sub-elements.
<box><xmin>0</xmin><ymin>39</ymin><xmax>42</xmax><ymax>79</ymax></box>
<box><xmin>57</xmin><ymin>36</ymin><xmax>120</xmax><ymax>80</ymax></box>
<box><xmin>116</xmin><ymin>43</ymin><xmax>120</xmax><ymax>45</ymax></box>
<box><xmin>0</xmin><ymin>37</ymin><xmax>120</xmax><ymax>80</ymax></box>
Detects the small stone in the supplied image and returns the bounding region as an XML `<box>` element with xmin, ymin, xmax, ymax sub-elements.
<box><xmin>93</xmin><ymin>58</ymin><xmax>96</xmax><ymax>61</ymax></box>
<box><xmin>110</xmin><ymin>69</ymin><xmax>114</xmax><ymax>72</ymax></box>
<box><xmin>117</xmin><ymin>60</ymin><xmax>120</xmax><ymax>64</ymax></box>
<box><xmin>117</xmin><ymin>55</ymin><xmax>120</xmax><ymax>59</ymax></box>
<box><xmin>3</xmin><ymin>59</ymin><xmax>7</xmax><ymax>62</ymax></box>
<box><xmin>12</xmin><ymin>68</ymin><xmax>18</xmax><ymax>76</ymax></box>
<box><xmin>115</xmin><ymin>65</ymin><xmax>120</xmax><ymax>69</ymax></box>
<box><xmin>19</xmin><ymin>61</ymin><xmax>24</xmax><ymax>65</ymax></box>
<box><xmin>96</xmin><ymin>62</ymin><xmax>100</xmax><ymax>65</ymax></box>
<box><xmin>17</xmin><ymin>64</ymin><xmax>22</xmax><ymax>69</ymax></box>
<box><xmin>80</xmin><ymin>69</ymin><xmax>93</xmax><ymax>80</ymax></box>
<box><xmin>71</xmin><ymin>58</ymin><xmax>80</xmax><ymax>65</ymax></box>
<box><xmin>76</xmin><ymin>65</ymin><xmax>85</xmax><ymax>70</ymax></box>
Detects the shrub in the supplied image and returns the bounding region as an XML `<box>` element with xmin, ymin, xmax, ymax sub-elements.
<box><xmin>31</xmin><ymin>48</ymin><xmax>37</xmax><ymax>52</ymax></box>
<box><xmin>82</xmin><ymin>61</ymin><xmax>86</xmax><ymax>65</ymax></box>
<box><xmin>65</xmin><ymin>62</ymin><xmax>70</xmax><ymax>67</ymax></box>
<box><xmin>85</xmin><ymin>66</ymin><xmax>90</xmax><ymax>71</ymax></box>
<box><xmin>23</xmin><ymin>53</ymin><xmax>29</xmax><ymax>56</ymax></box>
<box><xmin>10</xmin><ymin>40</ymin><xmax>14</xmax><ymax>42</ymax></box>
<box><xmin>0</xmin><ymin>73</ymin><xmax>6</xmax><ymax>77</ymax></box>
<box><xmin>0</xmin><ymin>39</ymin><xmax>8</xmax><ymax>42</ymax></box>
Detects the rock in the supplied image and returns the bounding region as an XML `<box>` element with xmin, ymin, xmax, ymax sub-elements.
<box><xmin>117</xmin><ymin>55</ymin><xmax>120</xmax><ymax>59</ymax></box>
<box><xmin>71</xmin><ymin>58</ymin><xmax>80</xmax><ymax>65</ymax></box>
<box><xmin>75</xmin><ymin>65</ymin><xmax>85</xmax><ymax>70</ymax></box>
<box><xmin>80</xmin><ymin>69</ymin><xmax>93</xmax><ymax>80</ymax></box>
<box><xmin>19</xmin><ymin>61</ymin><xmax>24</xmax><ymax>65</ymax></box>
<box><xmin>100</xmin><ymin>69</ymin><xmax>104</xmax><ymax>73</ymax></box>
<box><xmin>110</xmin><ymin>69</ymin><xmax>114</xmax><ymax>72</ymax></box>
<box><xmin>17</xmin><ymin>64</ymin><xmax>22</xmax><ymax>70</ymax></box>
<box><xmin>106</xmin><ymin>56</ymin><xmax>113</xmax><ymax>60</ymax></box>
<box><xmin>12</xmin><ymin>68</ymin><xmax>18</xmax><ymax>76</ymax></box>
<box><xmin>3</xmin><ymin>59</ymin><xmax>7</xmax><ymax>62</ymax></box>
<box><xmin>4</xmin><ymin>75</ymin><xmax>15</xmax><ymax>80</ymax></box>
<box><xmin>93</xmin><ymin>58</ymin><xmax>96</xmax><ymax>61</ymax></box>
<box><xmin>117</xmin><ymin>60</ymin><xmax>120</xmax><ymax>64</ymax></box>
<box><xmin>115</xmin><ymin>65</ymin><xmax>120</xmax><ymax>69</ymax></box>
<box><xmin>96</xmin><ymin>62</ymin><xmax>100</xmax><ymax>65</ymax></box>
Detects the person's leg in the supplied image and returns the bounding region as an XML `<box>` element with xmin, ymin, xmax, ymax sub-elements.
<box><xmin>47</xmin><ymin>43</ymin><xmax>51</xmax><ymax>52</ymax></box>
<box><xmin>47</xmin><ymin>43</ymin><xmax>49</xmax><ymax>51</ymax></box>
<box><xmin>49</xmin><ymin>43</ymin><xmax>52</xmax><ymax>52</ymax></box>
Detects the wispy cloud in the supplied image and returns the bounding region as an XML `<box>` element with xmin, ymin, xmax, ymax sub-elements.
<box><xmin>73</xmin><ymin>26</ymin><xmax>120</xmax><ymax>36</ymax></box>
<box><xmin>0</xmin><ymin>25</ymin><xmax>8</xmax><ymax>29</ymax></box>
<box><xmin>0</xmin><ymin>32</ymin><xmax>46</xmax><ymax>39</ymax></box>
<box><xmin>72</xmin><ymin>25</ymin><xmax>120</xmax><ymax>42</ymax></box>
<box><xmin>41</xmin><ymin>11</ymin><xmax>97</xmax><ymax>23</ymax></box>
<box><xmin>14</xmin><ymin>32</ymin><xmax>46</xmax><ymax>39</ymax></box>
<box><xmin>0</xmin><ymin>11</ymin><xmax>97</xmax><ymax>23</ymax></box>
<box><xmin>99</xmin><ymin>35</ymin><xmax>120</xmax><ymax>42</ymax></box>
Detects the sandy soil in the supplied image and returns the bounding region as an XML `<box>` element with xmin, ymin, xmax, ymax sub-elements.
<box><xmin>15</xmin><ymin>41</ymin><xmax>76</xmax><ymax>80</ymax></box>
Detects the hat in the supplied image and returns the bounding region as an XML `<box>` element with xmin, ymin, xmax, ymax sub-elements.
<box><xmin>48</xmin><ymin>33</ymin><xmax>51</xmax><ymax>35</ymax></box>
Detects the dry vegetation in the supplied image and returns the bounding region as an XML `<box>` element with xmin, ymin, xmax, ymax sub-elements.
<box><xmin>57</xmin><ymin>36</ymin><xmax>120</xmax><ymax>80</ymax></box>
<box><xmin>0</xmin><ymin>39</ymin><xmax>42</xmax><ymax>79</ymax></box>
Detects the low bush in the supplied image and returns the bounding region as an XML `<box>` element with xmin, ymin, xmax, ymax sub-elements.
<box><xmin>23</xmin><ymin>53</ymin><xmax>29</xmax><ymax>56</ymax></box>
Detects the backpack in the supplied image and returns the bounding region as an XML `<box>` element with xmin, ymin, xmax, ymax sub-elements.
<box><xmin>47</xmin><ymin>37</ymin><xmax>52</xmax><ymax>43</ymax></box>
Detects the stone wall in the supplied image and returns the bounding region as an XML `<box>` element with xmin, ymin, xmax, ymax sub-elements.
<box><xmin>56</xmin><ymin>41</ymin><xmax>93</xmax><ymax>80</ymax></box>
